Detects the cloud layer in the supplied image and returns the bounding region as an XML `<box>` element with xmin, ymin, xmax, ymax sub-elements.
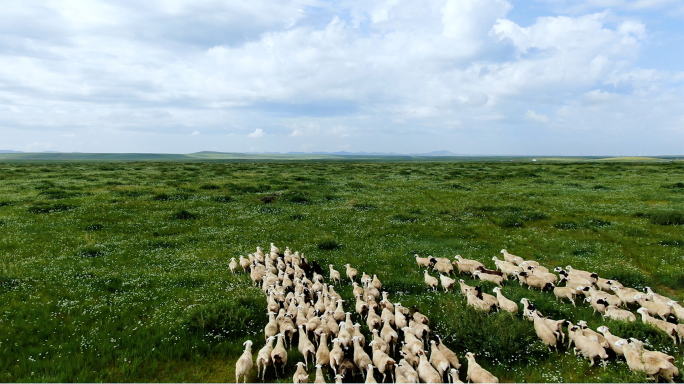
<box><xmin>0</xmin><ymin>0</ymin><xmax>682</xmax><ymax>155</ymax></box>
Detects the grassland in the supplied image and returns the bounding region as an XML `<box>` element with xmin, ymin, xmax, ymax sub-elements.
<box><xmin>0</xmin><ymin>160</ymin><xmax>683</xmax><ymax>382</ymax></box>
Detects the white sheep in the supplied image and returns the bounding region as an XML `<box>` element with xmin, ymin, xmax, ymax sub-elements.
<box><xmin>567</xmin><ymin>324</ymin><xmax>608</xmax><ymax>369</ymax></box>
<box><xmin>636</xmin><ymin>308</ymin><xmax>679</xmax><ymax>344</ymax></box>
<box><xmin>256</xmin><ymin>336</ymin><xmax>276</xmax><ymax>380</ymax></box>
<box><xmin>637</xmin><ymin>295</ymin><xmax>673</xmax><ymax>320</ymax></box>
<box><xmin>603</xmin><ymin>305</ymin><xmax>636</xmax><ymax>322</ymax></box>
<box><xmin>424</xmin><ymin>270</ymin><xmax>439</xmax><ymax>292</ymax></box>
<box><xmin>344</xmin><ymin>264</ymin><xmax>357</xmax><ymax>282</ymax></box>
<box><xmin>293</xmin><ymin>362</ymin><xmax>309</xmax><ymax>383</ymax></box>
<box><xmin>235</xmin><ymin>340</ymin><xmax>254</xmax><ymax>383</ymax></box>
<box><xmin>596</xmin><ymin>326</ymin><xmax>625</xmax><ymax>356</ymax></box>
<box><xmin>616</xmin><ymin>338</ymin><xmax>680</xmax><ymax>383</ymax></box>
<box><xmin>440</xmin><ymin>274</ymin><xmax>456</xmax><ymax>293</ymax></box>
<box><xmin>314</xmin><ymin>364</ymin><xmax>325</xmax><ymax>384</ymax></box>
<box><xmin>473</xmin><ymin>270</ymin><xmax>503</xmax><ymax>286</ymax></box>
<box><xmin>328</xmin><ymin>265</ymin><xmax>341</xmax><ymax>285</ymax></box>
<box><xmin>465</xmin><ymin>352</ymin><xmax>499</xmax><ymax>383</ymax></box>
<box><xmin>417</xmin><ymin>350</ymin><xmax>442</xmax><ymax>383</ymax></box>
<box><xmin>492</xmin><ymin>287</ymin><xmax>518</xmax><ymax>313</ymax></box>
<box><xmin>530</xmin><ymin>311</ymin><xmax>559</xmax><ymax>351</ymax></box>
<box><xmin>500</xmin><ymin>249</ymin><xmax>523</xmax><ymax>265</ymax></box>
<box><xmin>553</xmin><ymin>286</ymin><xmax>576</xmax><ymax>306</ymax></box>
<box><xmin>414</xmin><ymin>254</ymin><xmax>432</xmax><ymax>268</ymax></box>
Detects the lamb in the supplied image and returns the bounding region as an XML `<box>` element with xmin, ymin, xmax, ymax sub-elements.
<box><xmin>293</xmin><ymin>362</ymin><xmax>310</xmax><ymax>383</ymax></box>
<box><xmin>492</xmin><ymin>287</ymin><xmax>518</xmax><ymax>313</ymax></box>
<box><xmin>636</xmin><ymin>308</ymin><xmax>679</xmax><ymax>344</ymax></box>
<box><xmin>417</xmin><ymin>350</ymin><xmax>443</xmax><ymax>383</ymax></box>
<box><xmin>380</xmin><ymin>291</ymin><xmax>394</xmax><ymax>313</ymax></box>
<box><xmin>530</xmin><ymin>311</ymin><xmax>559</xmax><ymax>351</ymax></box>
<box><xmin>603</xmin><ymin>305</ymin><xmax>636</xmax><ymax>322</ymax></box>
<box><xmin>616</xmin><ymin>338</ymin><xmax>680</xmax><ymax>383</ymax></box>
<box><xmin>344</xmin><ymin>264</ymin><xmax>358</xmax><ymax>282</ymax></box>
<box><xmin>567</xmin><ymin>324</ymin><xmax>608</xmax><ymax>368</ymax></box>
<box><xmin>316</xmin><ymin>333</ymin><xmax>330</xmax><ymax>367</ymax></box>
<box><xmin>361</xmin><ymin>272</ymin><xmax>372</xmax><ymax>287</ymax></box>
<box><xmin>298</xmin><ymin>325</ymin><xmax>316</xmax><ymax>368</ymax></box>
<box><xmin>415</xmin><ymin>254</ymin><xmax>433</xmax><ymax>268</ymax></box>
<box><xmin>525</xmin><ymin>310</ymin><xmax>565</xmax><ymax>344</ymax></box>
<box><xmin>500</xmin><ymin>249</ymin><xmax>523</xmax><ymax>265</ymax></box>
<box><xmin>449</xmin><ymin>368</ymin><xmax>463</xmax><ymax>384</ymax></box>
<box><xmin>235</xmin><ymin>340</ymin><xmax>254</xmax><ymax>383</ymax></box>
<box><xmin>229</xmin><ymin>257</ymin><xmax>238</xmax><ymax>274</ymax></box>
<box><xmin>372</xmin><ymin>347</ymin><xmax>396</xmax><ymax>383</ymax></box>
<box><xmin>464</xmin><ymin>352</ymin><xmax>498</xmax><ymax>383</ymax></box>
<box><xmin>440</xmin><ymin>274</ymin><xmax>456</xmax><ymax>293</ymax></box>
<box><xmin>381</xmin><ymin>304</ymin><xmax>395</xmax><ymax>327</ymax></box>
<box><xmin>256</xmin><ymin>336</ymin><xmax>276</xmax><ymax>380</ymax></box>
<box><xmin>353</xmin><ymin>336</ymin><xmax>373</xmax><ymax>381</ymax></box>
<box><xmin>553</xmin><ymin>286</ymin><xmax>576</xmax><ymax>306</ymax></box>
<box><xmin>424</xmin><ymin>270</ymin><xmax>439</xmax><ymax>292</ymax></box>
<box><xmin>265</xmin><ymin>312</ymin><xmax>279</xmax><ymax>341</ymax></box>
<box><xmin>596</xmin><ymin>326</ymin><xmax>626</xmax><ymax>356</ymax></box>
<box><xmin>329</xmin><ymin>265</ymin><xmax>341</xmax><ymax>285</ymax></box>
<box><xmin>353</xmin><ymin>323</ymin><xmax>367</xmax><ymax>348</ymax></box>
<box><xmin>367</xmin><ymin>309</ymin><xmax>382</xmax><ymax>331</ymax></box>
<box><xmin>473</xmin><ymin>270</ymin><xmax>503</xmax><ymax>286</ymax></box>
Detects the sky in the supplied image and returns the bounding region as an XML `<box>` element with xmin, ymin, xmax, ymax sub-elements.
<box><xmin>0</xmin><ymin>0</ymin><xmax>683</xmax><ymax>155</ymax></box>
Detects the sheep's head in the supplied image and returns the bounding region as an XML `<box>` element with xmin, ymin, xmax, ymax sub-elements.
<box><xmin>636</xmin><ymin>307</ymin><xmax>648</xmax><ymax>315</ymax></box>
<box><xmin>596</xmin><ymin>325</ymin><xmax>608</xmax><ymax>334</ymax></box>
<box><xmin>465</xmin><ymin>352</ymin><xmax>475</xmax><ymax>360</ymax></box>
<box><xmin>500</xmin><ymin>249</ymin><xmax>506</xmax><ymax>254</ymax></box>
<box><xmin>243</xmin><ymin>340</ymin><xmax>253</xmax><ymax>349</ymax></box>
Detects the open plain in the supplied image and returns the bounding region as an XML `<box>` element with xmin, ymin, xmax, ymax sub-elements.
<box><xmin>0</xmin><ymin>160</ymin><xmax>683</xmax><ymax>382</ymax></box>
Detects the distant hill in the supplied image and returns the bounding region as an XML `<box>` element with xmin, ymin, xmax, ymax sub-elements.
<box><xmin>0</xmin><ymin>150</ymin><xmax>23</xmax><ymax>153</ymax></box>
<box><xmin>0</xmin><ymin>151</ymin><xmax>680</xmax><ymax>162</ymax></box>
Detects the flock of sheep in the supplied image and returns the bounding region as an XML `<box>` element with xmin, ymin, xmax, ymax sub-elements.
<box><xmin>229</xmin><ymin>244</ymin><xmax>495</xmax><ymax>383</ymax></box>
<box><xmin>227</xmin><ymin>245</ymin><xmax>681</xmax><ymax>383</ymax></box>
<box><xmin>419</xmin><ymin>249</ymin><xmax>682</xmax><ymax>382</ymax></box>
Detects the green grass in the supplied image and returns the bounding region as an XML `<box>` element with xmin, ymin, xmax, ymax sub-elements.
<box><xmin>0</xmin><ymin>161</ymin><xmax>683</xmax><ymax>382</ymax></box>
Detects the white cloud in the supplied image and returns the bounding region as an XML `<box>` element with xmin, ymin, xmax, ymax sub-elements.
<box><xmin>526</xmin><ymin>110</ymin><xmax>549</xmax><ymax>123</ymax></box>
<box><xmin>0</xmin><ymin>0</ymin><xmax>681</xmax><ymax>155</ymax></box>
<box><xmin>248</xmin><ymin>128</ymin><xmax>265</xmax><ymax>138</ymax></box>
<box><xmin>191</xmin><ymin>131</ymin><xmax>200</xmax><ymax>135</ymax></box>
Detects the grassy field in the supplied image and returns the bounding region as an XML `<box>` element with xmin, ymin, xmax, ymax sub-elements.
<box><xmin>0</xmin><ymin>160</ymin><xmax>683</xmax><ymax>382</ymax></box>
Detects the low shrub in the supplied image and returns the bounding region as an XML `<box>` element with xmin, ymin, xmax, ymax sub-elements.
<box><xmin>353</xmin><ymin>202</ymin><xmax>375</xmax><ymax>211</ymax></box>
<box><xmin>392</xmin><ymin>214</ymin><xmax>418</xmax><ymax>223</ymax></box>
<box><xmin>553</xmin><ymin>221</ymin><xmax>578</xmax><ymax>230</ymax></box>
<box><xmin>171</xmin><ymin>210</ymin><xmax>197</xmax><ymax>220</ymax></box>
<box><xmin>83</xmin><ymin>224</ymin><xmax>103</xmax><ymax>231</ymax></box>
<box><xmin>318</xmin><ymin>239</ymin><xmax>341</xmax><ymax>251</ymax></box>
<box><xmin>213</xmin><ymin>195</ymin><xmax>233</xmax><ymax>203</ymax></box>
<box><xmin>76</xmin><ymin>246</ymin><xmax>105</xmax><ymax>258</ymax></box>
<box><xmin>650</xmin><ymin>212</ymin><xmax>684</xmax><ymax>226</ymax></box>
<box><xmin>27</xmin><ymin>203</ymin><xmax>76</xmax><ymax>214</ymax></box>
<box><xmin>658</xmin><ymin>239</ymin><xmax>683</xmax><ymax>247</ymax></box>
<box><xmin>199</xmin><ymin>184</ymin><xmax>220</xmax><ymax>190</ymax></box>
<box><xmin>0</xmin><ymin>201</ymin><xmax>13</xmax><ymax>207</ymax></box>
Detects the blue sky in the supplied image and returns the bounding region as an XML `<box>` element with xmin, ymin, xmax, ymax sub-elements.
<box><xmin>0</xmin><ymin>0</ymin><xmax>682</xmax><ymax>155</ymax></box>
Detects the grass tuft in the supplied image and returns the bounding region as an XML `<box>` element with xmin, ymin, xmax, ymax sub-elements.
<box><xmin>318</xmin><ymin>239</ymin><xmax>341</xmax><ymax>251</ymax></box>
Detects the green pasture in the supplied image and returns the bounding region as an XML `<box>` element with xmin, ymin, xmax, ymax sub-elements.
<box><xmin>0</xmin><ymin>161</ymin><xmax>683</xmax><ymax>382</ymax></box>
